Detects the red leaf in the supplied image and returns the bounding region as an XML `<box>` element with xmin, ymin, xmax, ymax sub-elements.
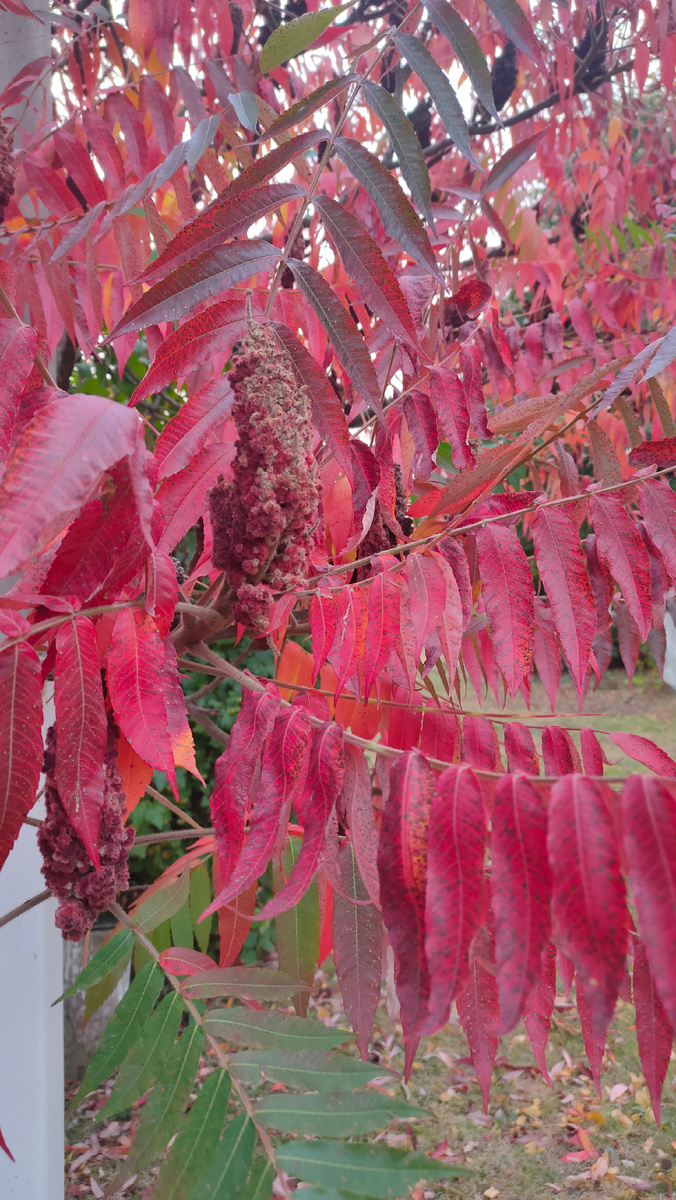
<box><xmin>0</xmin><ymin>1122</ymin><xmax>13</xmax><ymax>1162</ymax></box>
<box><xmin>476</xmin><ymin>523</ymin><xmax>534</xmax><ymax>697</ymax></box>
<box><xmin>424</xmin><ymin>765</ymin><xmax>486</xmax><ymax>1035</ymax></box>
<box><xmin>105</xmin><ymin>92</ymin><xmax>148</xmax><ymax>178</ymax></box>
<box><xmin>434</xmin><ymin>551</ymin><xmax>464</xmax><ymax>685</ymax></box>
<box><xmin>258</xmin><ymin>722</ymin><xmax>344</xmax><ymax>919</ymax></box>
<box><xmin>309</xmin><ymin>591</ymin><xmax>338</xmax><ymax>682</ymax></box>
<box><xmin>131</xmin><ymin>303</ymin><xmax>247</xmax><ymax>407</ymax></box>
<box><xmin>139</xmin><ymin>184</ymin><xmax>304</xmax><ymax>287</ymax></box>
<box><xmin>628</xmin><ymin>438</ymin><xmax>676</xmax><ymax>469</ymax></box>
<box><xmin>163</xmin><ymin>638</ymin><xmax>202</xmax><ymax>782</ymax></box>
<box><xmin>210</xmin><ymin>707</ymin><xmax>311</xmax><ymax>911</ymax></box>
<box><xmin>580</xmin><ymin>728</ymin><xmax>605</xmax><ymax>776</ymax></box>
<box><xmin>584</xmin><ymin>534</ymin><xmax>615</xmax><ymax>632</ymax></box>
<box><xmin>145</xmin><ymin>549</ymin><xmax>178</xmax><ymax>636</ymax></box>
<box><xmin>156</xmin><ymin>442</ymin><xmax>235</xmax><ymax>554</ymax></box>
<box><xmin>532</xmin><ymin>506</ymin><xmax>596</xmax><ymax>693</ymax></box>
<box><xmin>271</xmin><ymin>322</ymin><xmax>353</xmax><ymax>483</ymax></box>
<box><xmin>622</xmin><ymin>775</ymin><xmax>676</xmax><ymax>1031</ymax></box>
<box><xmin>364</xmin><ymin>564</ymin><xmax>399</xmax><ymax>700</ymax></box>
<box><xmin>406</xmin><ymin>553</ymin><xmax>445</xmax><ymax>663</ymax></box>
<box><xmin>0</xmin><ymin>394</ymin><xmax>152</xmax><ymax>579</ymax></box>
<box><xmin>576</xmin><ymin>973</ymin><xmax>606</xmax><ymax>1097</ymax></box>
<box><xmin>548</xmin><ymin>775</ymin><xmax>628</xmax><ymax>1037</ymax></box>
<box><xmin>456</xmin><ymin>929</ymin><xmax>499</xmax><ymax>1113</ymax></box>
<box><xmin>523</xmin><ymin>944</ymin><xmax>557</xmax><ymax>1083</ymax></box>
<box><xmin>107</xmin><ymin>609</ymin><xmax>176</xmax><ymax>787</ymax></box>
<box><xmin>451</xmin><ymin>279</ymin><xmax>492</xmax><ymax>318</ymax></box>
<box><xmin>214</xmin><ymin>866</ymin><xmax>257</xmax><ymax>968</ymax></box>
<box><xmin>533</xmin><ymin>599</ymin><xmax>562</xmax><ymax>713</ymax></box>
<box><xmin>403</xmin><ymin>391</ymin><xmax>439</xmax><ymax>481</ymax></box>
<box><xmin>492</xmin><ymin>773</ymin><xmax>551</xmax><ymax>1033</ymax></box>
<box><xmin>461</xmin><ymin>715</ymin><xmax>500</xmax><ymax>772</ymax></box>
<box><xmin>460</xmin><ymin>343</ymin><xmax>491</xmax><ymax>439</ymax></box>
<box><xmin>430</xmin><ymin>368</ymin><xmax>473</xmax><ymax>470</ymax></box>
<box><xmin>504</xmin><ymin>723</ymin><xmax>539</xmax><ymax>774</ymax></box>
<box><xmin>633</xmin><ymin>939</ymin><xmax>673</xmax><ymax>1125</ymax></box>
<box><xmin>82</xmin><ymin>111</ymin><xmax>126</xmax><ymax>191</ymax></box>
<box><xmin>608</xmin><ymin>732</ymin><xmax>676</xmax><ymax>777</ymax></box>
<box><xmin>159</xmin><ymin>947</ymin><xmax>217</xmax><ymax>976</ymax></box>
<box><xmin>0</xmin><ymin>320</ymin><xmax>37</xmax><ymax>473</ymax></box>
<box><xmin>333</xmin><ymin>839</ymin><xmax>383</xmax><ymax>1058</ymax></box>
<box><xmin>0</xmin><ymin>640</ymin><xmax>43</xmax><ymax>872</ymax></box>
<box><xmin>54</xmin><ymin>617</ymin><xmax>108</xmax><ymax>867</ymax></box>
<box><xmin>639</xmin><ymin>479</ymin><xmax>676</xmax><ymax>586</ymax></box>
<box><xmin>567</xmin><ymin>297</ymin><xmax>596</xmax><ymax>349</ymax></box>
<box><xmin>378</xmin><ymin>750</ymin><xmax>434</xmax><ymax>1074</ymax></box>
<box><xmin>438</xmin><ymin>536</ymin><xmax>473</xmax><ymax>629</ymax></box>
<box><xmin>482</xmin><ymin>129</ymin><xmax>546</xmax><ymax>193</ymax></box>
<box><xmin>54</xmin><ymin>128</ymin><xmax>107</xmax><ymax>207</ymax></box>
<box><xmin>541</xmin><ymin>726</ymin><xmax>581</xmax><ymax>776</ymax></box>
<box><xmin>221</xmin><ymin>128</ymin><xmax>327</xmax><ymax>198</ymax></box>
<box><xmin>614</xmin><ymin>597</ymin><xmax>640</xmax><ymax>685</ymax></box>
<box><xmin>343</xmin><ymin>744</ymin><xmax>380</xmax><ymax>908</ymax></box>
<box><xmin>590</xmin><ymin>494</ymin><xmax>652</xmax><ymax>642</ymax></box>
<box><xmin>327</xmin><ymin>586</ymin><xmax>368</xmax><ymax>701</ymax></box>
<box><xmin>153</xmin><ymin>376</ymin><xmax>234</xmax><ymax>480</ymax></box>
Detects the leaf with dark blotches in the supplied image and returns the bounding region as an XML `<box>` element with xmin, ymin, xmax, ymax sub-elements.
<box><xmin>633</xmin><ymin>939</ymin><xmax>673</xmax><ymax>1126</ymax></box>
<box><xmin>0</xmin><ymin>639</ymin><xmax>43</xmax><ymax>873</ymax></box>
<box><xmin>608</xmin><ymin>732</ymin><xmax>676</xmax><ymax>777</ymax></box>
<box><xmin>491</xmin><ymin>773</ymin><xmax>551</xmax><ymax>1033</ymax></box>
<box><xmin>438</xmin><ymin>536</ymin><xmax>473</xmax><ymax>630</ymax></box>
<box><xmin>457</xmin><ymin>926</ymin><xmax>499</xmax><ymax>1113</ymax></box>
<box><xmin>504</xmin><ymin>723</ymin><xmax>539</xmax><ymax>774</ymax></box>
<box><xmin>580</xmin><ymin>728</ymin><xmax>605</xmax><ymax>776</ymax></box>
<box><xmin>378</xmin><ymin>751</ymin><xmax>434</xmax><ymax>1074</ymax></box>
<box><xmin>54</xmin><ymin>616</ymin><xmax>108</xmax><ymax>867</ymax></box>
<box><xmin>640</xmin><ymin>480</ymin><xmax>676</xmax><ymax>586</ymax></box>
<box><xmin>342</xmin><ymin>744</ymin><xmax>380</xmax><ymax>908</ymax></box>
<box><xmin>476</xmin><ymin>523</ymin><xmax>534</xmax><ymax>698</ymax></box>
<box><xmin>584</xmin><ymin>534</ymin><xmax>614</xmax><ymax>632</ymax></box>
<box><xmin>533</xmin><ymin>600</ymin><xmax>561</xmax><ymax>713</ymax></box>
<box><xmin>541</xmin><ymin>726</ymin><xmax>581</xmax><ymax>776</ymax></box>
<box><xmin>614</xmin><ymin>597</ymin><xmax>640</xmax><ymax>685</ymax></box>
<box><xmin>548</xmin><ymin>775</ymin><xmax>628</xmax><ymax>1038</ymax></box>
<box><xmin>590</xmin><ymin>494</ymin><xmax>652</xmax><ymax>642</ymax></box>
<box><xmin>622</xmin><ymin>775</ymin><xmax>676</xmax><ymax>1032</ymax></box>
<box><xmin>532</xmin><ymin>506</ymin><xmax>596</xmax><ymax>693</ymax></box>
<box><xmin>258</xmin><ymin>722</ymin><xmax>344</xmax><ymax>919</ymax></box>
<box><xmin>333</xmin><ymin>840</ymin><xmax>383</xmax><ymax>1058</ymax></box>
<box><xmin>430</xmin><ymin>368</ymin><xmax>473</xmax><ymax>470</ymax></box>
<box><xmin>628</xmin><ymin>437</ymin><xmax>676</xmax><ymax>470</ymax></box>
<box><xmin>523</xmin><ymin>944</ymin><xmax>556</xmax><ymax>1083</ymax></box>
<box><xmin>424</xmin><ymin>765</ymin><xmax>486</xmax><ymax>1035</ymax></box>
<box><xmin>461</xmin><ymin>715</ymin><xmax>500</xmax><ymax>772</ymax></box>
<box><xmin>576</xmin><ymin>973</ymin><xmax>606</xmax><ymax>1098</ymax></box>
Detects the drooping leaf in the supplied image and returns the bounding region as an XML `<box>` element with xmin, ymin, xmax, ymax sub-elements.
<box><xmin>275</xmin><ymin>1141</ymin><xmax>467</xmax><ymax>1196</ymax></box>
<box><xmin>342</xmin><ymin>744</ymin><xmax>380</xmax><ymax>908</ymax></box>
<box><xmin>541</xmin><ymin>726</ymin><xmax>581</xmax><ymax>776</ymax></box>
<box><xmin>108</xmin><ymin>242</ymin><xmax>282</xmax><ymax>338</ymax></box>
<box><xmin>334</xmin><ymin>137</ymin><xmax>443</xmax><ymax>281</ymax></box>
<box><xmin>476</xmin><ymin>523</ymin><xmax>534</xmax><ymax>697</ymax></box>
<box><xmin>548</xmin><ymin>775</ymin><xmax>627</xmax><ymax>1038</ymax></box>
<box><xmin>183</xmin><ymin>966</ymin><xmax>310</xmax><ymax>1001</ymax></box>
<box><xmin>576</xmin><ymin>973</ymin><xmax>606</xmax><ymax>1098</ymax></box>
<box><xmin>74</xmin><ymin>962</ymin><xmax>164</xmax><ymax>1105</ymax></box>
<box><xmin>424</xmin><ymin>764</ymin><xmax>486</xmax><ymax>1035</ymax></box>
<box><xmin>131</xmin><ymin>305</ymin><xmax>245</xmax><ymax>406</ymax></box>
<box><xmin>580</xmin><ymin>728</ymin><xmax>605</xmax><ymax>776</ymax></box>
<box><xmin>456</xmin><ymin>930</ymin><xmax>499</xmax><ymax>1113</ymax></box>
<box><xmin>607</xmin><ymin>732</ymin><xmax>676</xmax><ymax>776</ymax></box>
<box><xmin>378</xmin><ymin>750</ymin><xmax>434</xmax><ymax>1073</ymax></box>
<box><xmin>126</xmin><ymin>1021</ymin><xmax>205</xmax><ymax>1172</ymax></box>
<box><xmin>429</xmin><ymin>368</ymin><xmax>473</xmax><ymax>469</ymax></box>
<box><xmin>492</xmin><ymin>773</ymin><xmax>551</xmax><ymax>1033</ymax></box>
<box><xmin>333</xmin><ymin>840</ymin><xmax>383</xmax><ymax>1056</ymax></box>
<box><xmin>53</xmin><ymin>616</ymin><xmax>108</xmax><ymax>865</ymax></box>
<box><xmin>633</xmin><ymin>939</ymin><xmax>673</xmax><ymax>1126</ymax></box>
<box><xmin>266</xmin><ymin>76</ymin><xmax>358</xmax><ymax>139</ymax></box>
<box><xmin>152</xmin><ymin>1067</ymin><xmax>232</xmax><ymax>1200</ymax></box>
<box><xmin>256</xmin><ymin>1090</ymin><xmax>423</xmax><ymax>1138</ymax></box>
<box><xmin>481</xmin><ymin>129</ymin><xmax>547</xmax><ymax>194</ymax></box>
<box><xmin>460</xmin><ymin>342</ymin><xmax>492</xmax><ymax>439</ymax></box>
<box><xmin>504</xmin><ymin>723</ymin><xmax>539</xmax><ymax>774</ymax></box>
<box><xmin>107</xmin><ymin>608</ymin><xmax>175</xmax><ymax>784</ymax></box>
<box><xmin>622</xmin><ymin>775</ymin><xmax>676</xmax><ymax>1031</ymax></box>
<box><xmin>230</xmin><ymin>1048</ymin><xmax>392</xmax><ymax>1092</ymax></box>
<box><xmin>259</xmin><ymin>3</ymin><xmax>353</xmax><ymax>74</ymax></box>
<box><xmin>394</xmin><ymin>34</ymin><xmax>480</xmax><ymax>169</ymax></box>
<box><xmin>532</xmin><ymin>506</ymin><xmax>596</xmax><ymax>693</ymax></box>
<box><xmin>425</xmin><ymin>0</ymin><xmax>500</xmax><ymax>123</ymax></box>
<box><xmin>364</xmin><ymin>565</ymin><xmax>399</xmax><ymax>701</ymax></box>
<box><xmin>203</xmin><ymin>1008</ymin><xmax>353</xmax><ymax>1051</ymax></box>
<box><xmin>0</xmin><ymin>639</ymin><xmax>42</xmax><ymax>872</ymax></box>
<box><xmin>523</xmin><ymin>943</ymin><xmax>557</xmax><ymax>1083</ymax></box>
<box><xmin>288</xmin><ymin>259</ymin><xmax>384</xmax><ymax>423</ymax></box>
<box><xmin>56</xmin><ymin>928</ymin><xmax>135</xmax><ymax>1003</ymax></box>
<box><xmin>360</xmin><ymin>81</ymin><xmax>435</xmax><ymax>228</ymax></box>
<box><xmin>639</xmin><ymin>479</ymin><xmax>676</xmax><ymax>586</ymax></box>
<box><xmin>273</xmin><ymin>836</ymin><xmax>319</xmax><ymax>1017</ymax></box>
<box><xmin>590</xmin><ymin>494</ymin><xmax>652</xmax><ymax>642</ymax></box>
<box><xmin>405</xmin><ymin>553</ymin><xmax>445</xmax><ymax>663</ymax></box>
<box><xmin>100</xmin><ymin>991</ymin><xmax>184</xmax><ymax>1118</ymax></box>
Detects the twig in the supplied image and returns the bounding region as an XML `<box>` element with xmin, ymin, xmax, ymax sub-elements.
<box><xmin>185</xmin><ymin>700</ymin><xmax>230</xmax><ymax>748</ymax></box>
<box><xmin>0</xmin><ymin>889</ymin><xmax>51</xmax><ymax>931</ymax></box>
<box><xmin>107</xmin><ymin>901</ymin><xmax>293</xmax><ymax>1200</ymax></box>
<box><xmin>132</xmin><ymin>828</ymin><xmax>214</xmax><ymax>845</ymax></box>
<box><xmin>144</xmin><ymin>785</ymin><xmax>206</xmax><ymax>831</ymax></box>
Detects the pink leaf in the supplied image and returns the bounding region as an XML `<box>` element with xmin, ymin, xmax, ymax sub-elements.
<box><xmin>541</xmin><ymin>726</ymin><xmax>581</xmax><ymax>776</ymax></box>
<box><xmin>309</xmin><ymin>592</ymin><xmax>338</xmax><ymax>682</ymax></box>
<box><xmin>492</xmin><ymin>773</ymin><xmax>551</xmax><ymax>1033</ymax></box>
<box><xmin>343</xmin><ymin>744</ymin><xmax>380</xmax><ymax>908</ymax></box>
<box><xmin>548</xmin><ymin>775</ymin><xmax>628</xmax><ymax>1038</ymax></box>
<box><xmin>159</xmin><ymin>947</ymin><xmax>217</xmax><ymax>976</ymax></box>
<box><xmin>504</xmin><ymin>723</ymin><xmax>539</xmax><ymax>774</ymax></box>
<box><xmin>406</xmin><ymin>553</ymin><xmax>445</xmax><ymax>664</ymax></box>
<box><xmin>457</xmin><ymin>928</ymin><xmax>499</xmax><ymax>1113</ymax></box>
<box><xmin>608</xmin><ymin>732</ymin><xmax>676</xmax><ymax>777</ymax></box>
<box><xmin>154</xmin><ymin>376</ymin><xmax>234</xmax><ymax>481</ymax></box>
<box><xmin>156</xmin><ymin>442</ymin><xmax>235</xmax><ymax>554</ymax></box>
<box><xmin>131</xmin><ymin>301</ymin><xmax>247</xmax><ymax>406</ymax></box>
<box><xmin>532</xmin><ymin>506</ymin><xmax>596</xmax><ymax>693</ymax></box>
<box><xmin>424</xmin><ymin>765</ymin><xmax>486</xmax><ymax>1035</ymax></box>
<box><xmin>0</xmin><ymin>320</ymin><xmax>37</xmax><ymax>474</ymax></box>
<box><xmin>364</xmin><ymin>565</ymin><xmax>399</xmax><ymax>700</ymax></box>
<box><xmin>576</xmin><ymin>972</ymin><xmax>606</xmax><ymax>1097</ymax></box>
<box><xmin>628</xmin><ymin>437</ymin><xmax>676</xmax><ymax>470</ymax></box>
<box><xmin>163</xmin><ymin>638</ymin><xmax>202</xmax><ymax>782</ymax></box>
<box><xmin>54</xmin><ymin>617</ymin><xmax>108</xmax><ymax>867</ymax></box>
<box><xmin>590</xmin><ymin>494</ymin><xmax>652</xmax><ymax>642</ymax></box>
<box><xmin>107</xmin><ymin>609</ymin><xmax>176</xmax><ymax>788</ymax></box>
<box><xmin>460</xmin><ymin>343</ymin><xmax>491</xmax><ymax>439</ymax></box>
<box><xmin>430</xmin><ymin>368</ymin><xmax>473</xmax><ymax>469</ymax></box>
<box><xmin>145</xmin><ymin>549</ymin><xmax>178</xmax><ymax>636</ymax></box>
<box><xmin>639</xmin><ymin>479</ymin><xmax>676</xmax><ymax>587</ymax></box>
<box><xmin>0</xmin><ymin>640</ymin><xmax>43</xmax><ymax>872</ymax></box>
<box><xmin>633</xmin><ymin>939</ymin><xmax>673</xmax><ymax>1125</ymax></box>
<box><xmin>476</xmin><ymin>523</ymin><xmax>534</xmax><ymax>697</ymax></box>
<box><xmin>327</xmin><ymin>586</ymin><xmax>368</xmax><ymax>701</ymax></box>
<box><xmin>580</xmin><ymin>728</ymin><xmax>605</xmax><ymax>776</ymax></box>
<box><xmin>523</xmin><ymin>944</ymin><xmax>557</xmax><ymax>1083</ymax></box>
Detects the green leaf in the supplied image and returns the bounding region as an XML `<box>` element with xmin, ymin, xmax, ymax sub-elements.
<box><xmin>171</xmin><ymin>895</ymin><xmax>195</xmax><ymax>950</ymax></box>
<box><xmin>424</xmin><ymin>0</ymin><xmax>499</xmax><ymax>124</ymax></box>
<box><xmin>481</xmin><ymin>128</ymin><xmax>546</xmax><ymax>195</ymax></box>
<box><xmin>274</xmin><ymin>835</ymin><xmax>319</xmax><ymax>1017</ymax></box>
<box><xmin>128</xmin><ymin>1022</ymin><xmax>205</xmax><ymax>1172</ymax></box>
<box><xmin>393</xmin><ymin>35</ymin><xmax>480</xmax><ymax>170</ymax></box>
<box><xmin>266</xmin><ymin>76</ymin><xmax>358</xmax><ymax>140</ymax></box>
<box><xmin>133</xmin><ymin>864</ymin><xmax>193</xmax><ymax>934</ymax></box>
<box><xmin>255</xmin><ymin>1090</ymin><xmax>426</xmax><ymax>1137</ymax></box>
<box><xmin>83</xmin><ymin>951</ymin><xmax>132</xmax><ymax>1025</ymax></box>
<box><xmin>240</xmin><ymin>1161</ymin><xmax>275</xmax><ymax>1200</ymax></box>
<box><xmin>190</xmin><ymin>862</ymin><xmax>213</xmax><ymax>953</ymax></box>
<box><xmin>191</xmin><ymin>1115</ymin><xmax>255</xmax><ymax>1199</ymax></box>
<box><xmin>360</xmin><ymin>82</ymin><xmax>434</xmax><ymax>228</ymax></box>
<box><xmin>55</xmin><ymin>928</ymin><xmax>134</xmax><ymax>1003</ymax></box>
<box><xmin>275</xmin><ymin>1142</ymin><xmax>469</xmax><ymax>1197</ymax></box>
<box><xmin>334</xmin><ymin>137</ymin><xmax>443</xmax><ymax>283</ymax></box>
<box><xmin>229</xmin><ymin>1049</ymin><xmax>394</xmax><ymax>1092</ymax></box>
<box><xmin>277</xmin><ymin>1190</ymin><xmax>375</xmax><ymax>1200</ymax></box>
<box><xmin>259</xmin><ymin>4</ymin><xmax>353</xmax><ymax>74</ymax></box>
<box><xmin>152</xmin><ymin>1068</ymin><xmax>232</xmax><ymax>1200</ymax></box>
<box><xmin>74</xmin><ymin>962</ymin><xmax>164</xmax><ymax>1105</ymax></box>
<box><xmin>183</xmin><ymin>966</ymin><xmax>311</xmax><ymax>1001</ymax></box>
<box><xmin>99</xmin><ymin>991</ymin><xmax>184</xmax><ymax>1118</ymax></box>
<box><xmin>484</xmin><ymin>0</ymin><xmax>544</xmax><ymax>66</ymax></box>
<box><xmin>203</xmin><ymin>1008</ymin><xmax>353</xmax><ymax>1051</ymax></box>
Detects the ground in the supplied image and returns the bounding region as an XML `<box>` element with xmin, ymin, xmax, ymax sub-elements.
<box><xmin>65</xmin><ymin>671</ymin><xmax>676</xmax><ymax>1200</ymax></box>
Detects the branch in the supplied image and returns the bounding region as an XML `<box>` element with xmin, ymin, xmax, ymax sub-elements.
<box><xmin>144</xmin><ymin>784</ymin><xmax>206</xmax><ymax>831</ymax></box>
<box><xmin>0</xmin><ymin>889</ymin><xmax>51</xmax><ymax>931</ymax></box>
<box><xmin>132</xmin><ymin>828</ymin><xmax>214</xmax><ymax>845</ymax></box>
<box><xmin>185</xmin><ymin>700</ymin><xmax>230</xmax><ymax>748</ymax></box>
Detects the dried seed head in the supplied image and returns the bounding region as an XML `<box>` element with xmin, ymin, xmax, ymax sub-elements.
<box><xmin>0</xmin><ymin>116</ymin><xmax>15</xmax><ymax>222</ymax></box>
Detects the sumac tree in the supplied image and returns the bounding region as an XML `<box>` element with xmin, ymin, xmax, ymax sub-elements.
<box><xmin>1</xmin><ymin>0</ymin><xmax>676</xmax><ymax>1194</ymax></box>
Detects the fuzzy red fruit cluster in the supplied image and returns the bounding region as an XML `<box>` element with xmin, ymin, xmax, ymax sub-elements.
<box><xmin>0</xmin><ymin>116</ymin><xmax>14</xmax><ymax>222</ymax></box>
<box><xmin>209</xmin><ymin>323</ymin><xmax>321</xmax><ymax>633</ymax></box>
<box><xmin>38</xmin><ymin>724</ymin><xmax>134</xmax><ymax>941</ymax></box>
